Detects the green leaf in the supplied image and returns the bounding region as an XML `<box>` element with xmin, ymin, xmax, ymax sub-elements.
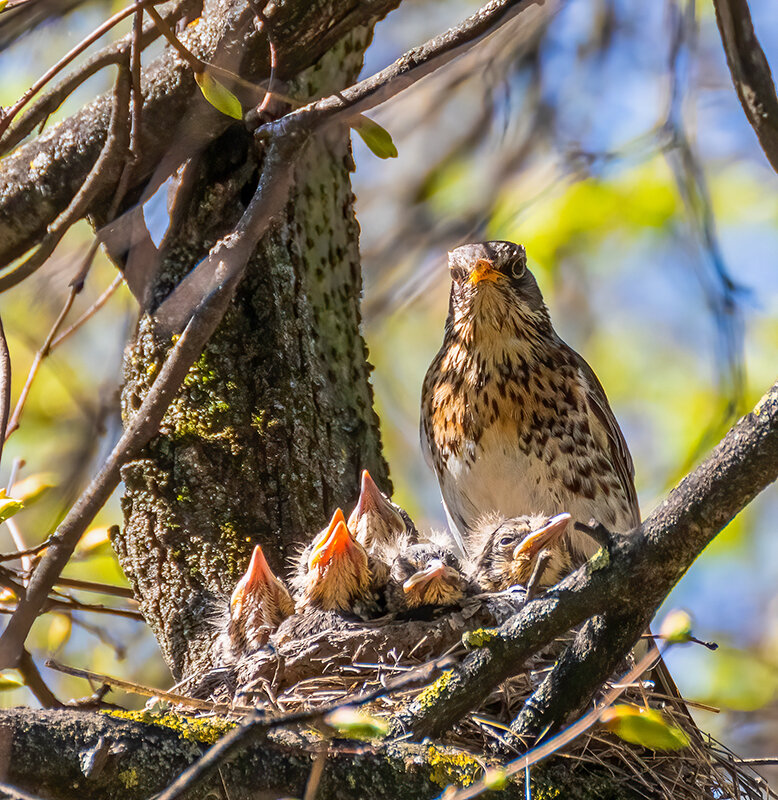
<box><xmin>601</xmin><ymin>705</ymin><xmax>690</xmax><ymax>750</ymax></box>
<box><xmin>0</xmin><ymin>490</ymin><xmax>23</xmax><ymax>523</ymax></box>
<box><xmin>353</xmin><ymin>116</ymin><xmax>398</xmax><ymax>159</ymax></box>
<box><xmin>482</xmin><ymin>767</ymin><xmax>508</xmax><ymax>791</ymax></box>
<box><xmin>194</xmin><ymin>71</ymin><xmax>243</xmax><ymax>120</ymax></box>
<box><xmin>0</xmin><ymin>672</ymin><xmax>23</xmax><ymax>691</ymax></box>
<box><xmin>660</xmin><ymin>609</ymin><xmax>693</xmax><ymax>644</ymax></box>
<box><xmin>11</xmin><ymin>472</ymin><xmax>56</xmax><ymax>505</ymax></box>
<box><xmin>0</xmin><ymin>1</ymin><xmax>8</xmax><ymax>12</ymax></box>
<box><xmin>324</xmin><ymin>707</ymin><xmax>389</xmax><ymax>740</ymax></box>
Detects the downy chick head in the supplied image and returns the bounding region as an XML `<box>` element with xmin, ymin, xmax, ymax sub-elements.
<box><xmin>228</xmin><ymin>544</ymin><xmax>294</xmax><ymax>654</ymax></box>
<box><xmin>471</xmin><ymin>513</ymin><xmax>572</xmax><ymax>591</ymax></box>
<box><xmin>298</xmin><ymin>510</ymin><xmax>372</xmax><ymax>613</ymax></box>
<box><xmin>391</xmin><ymin>537</ymin><xmax>470</xmax><ymax>609</ymax></box>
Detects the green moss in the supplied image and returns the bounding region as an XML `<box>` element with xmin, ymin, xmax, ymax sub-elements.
<box><xmin>426</xmin><ymin>745</ymin><xmax>481</xmax><ymax>788</ymax></box>
<box><xmin>462</xmin><ymin>627</ymin><xmax>498</xmax><ymax>648</ymax></box>
<box><xmin>588</xmin><ymin>547</ymin><xmax>610</xmax><ymax>571</ymax></box>
<box><xmin>102</xmin><ymin>709</ymin><xmax>235</xmax><ymax>745</ymax></box>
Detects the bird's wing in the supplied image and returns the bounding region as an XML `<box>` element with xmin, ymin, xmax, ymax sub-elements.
<box><xmin>419</xmin><ymin>411</ymin><xmax>435</xmax><ymax>470</ymax></box>
<box><xmin>441</xmin><ymin>493</ymin><xmax>470</xmax><ymax>559</ymax></box>
<box><xmin>574</xmin><ymin>354</ymin><xmax>641</xmax><ymax>526</ymax></box>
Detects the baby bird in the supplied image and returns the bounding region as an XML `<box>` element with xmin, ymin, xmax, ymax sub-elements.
<box><xmin>227</xmin><ymin>544</ymin><xmax>294</xmax><ymax>655</ymax></box>
<box><xmin>293</xmin><ymin>508</ymin><xmax>390</xmax><ymax>617</ymax></box>
<box><xmin>470</xmin><ymin>513</ymin><xmax>572</xmax><ymax>592</ymax></box>
<box><xmin>348</xmin><ymin>469</ymin><xmax>417</xmax><ymax>552</ymax></box>
<box><xmin>390</xmin><ymin>534</ymin><xmax>473</xmax><ymax>610</ymax></box>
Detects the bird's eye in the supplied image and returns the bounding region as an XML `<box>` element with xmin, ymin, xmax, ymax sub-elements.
<box><xmin>498</xmin><ymin>536</ymin><xmax>514</xmax><ymax>548</ymax></box>
<box><xmin>509</xmin><ymin>258</ymin><xmax>526</xmax><ymax>280</ymax></box>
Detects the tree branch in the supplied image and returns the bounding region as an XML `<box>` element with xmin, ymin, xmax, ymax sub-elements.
<box><xmin>712</xmin><ymin>0</ymin><xmax>778</xmax><ymax>173</ymax></box>
<box><xmin>394</xmin><ymin>380</ymin><xmax>778</xmax><ymax>738</ymax></box>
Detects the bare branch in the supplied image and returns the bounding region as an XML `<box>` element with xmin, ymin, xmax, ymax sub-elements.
<box><xmin>713</xmin><ymin>0</ymin><xmax>778</xmax><ymax>173</ymax></box>
<box><xmin>0</xmin><ymin>315</ymin><xmax>9</xmax><ymax>467</ymax></box>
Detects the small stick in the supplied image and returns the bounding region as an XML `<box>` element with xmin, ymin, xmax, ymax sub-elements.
<box><xmin>45</xmin><ymin>659</ymin><xmax>253</xmax><ymax>714</ymax></box>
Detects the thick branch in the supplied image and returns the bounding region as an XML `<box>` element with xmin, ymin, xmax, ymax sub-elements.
<box><xmin>713</xmin><ymin>0</ymin><xmax>778</xmax><ymax>173</ymax></box>
<box><xmin>396</xmin><ymin>380</ymin><xmax>778</xmax><ymax>738</ymax></box>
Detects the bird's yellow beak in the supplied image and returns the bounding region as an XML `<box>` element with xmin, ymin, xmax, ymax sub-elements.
<box><xmin>468</xmin><ymin>258</ymin><xmax>498</xmax><ymax>286</ymax></box>
<box><xmin>310</xmin><ymin>519</ymin><xmax>357</xmax><ymax>570</ymax></box>
<box><xmin>512</xmin><ymin>513</ymin><xmax>571</xmax><ymax>560</ymax></box>
<box><xmin>403</xmin><ymin>560</ymin><xmax>458</xmax><ymax>593</ymax></box>
<box><xmin>231</xmin><ymin>544</ymin><xmax>273</xmax><ymax>613</ymax></box>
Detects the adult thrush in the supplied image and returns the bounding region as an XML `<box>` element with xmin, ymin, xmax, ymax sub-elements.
<box><xmin>421</xmin><ymin>240</ymin><xmax>639</xmax><ymax>561</ymax></box>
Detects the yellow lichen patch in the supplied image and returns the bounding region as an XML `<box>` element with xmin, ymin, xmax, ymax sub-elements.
<box><xmin>426</xmin><ymin>744</ymin><xmax>481</xmax><ymax>788</ymax></box>
<box><xmin>102</xmin><ymin>709</ymin><xmax>235</xmax><ymax>745</ymax></box>
<box><xmin>414</xmin><ymin>669</ymin><xmax>454</xmax><ymax>710</ymax></box>
<box><xmin>118</xmin><ymin>768</ymin><xmax>139</xmax><ymax>788</ymax></box>
<box><xmin>462</xmin><ymin>627</ymin><xmax>498</xmax><ymax>648</ymax></box>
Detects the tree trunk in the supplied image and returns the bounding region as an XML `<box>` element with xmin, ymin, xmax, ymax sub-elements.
<box><xmin>113</xmin><ymin>22</ymin><xmax>389</xmax><ymax>679</ymax></box>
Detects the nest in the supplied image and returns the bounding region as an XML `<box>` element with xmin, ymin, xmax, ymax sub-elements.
<box><xmin>178</xmin><ymin>593</ymin><xmax>771</xmax><ymax>800</ymax></box>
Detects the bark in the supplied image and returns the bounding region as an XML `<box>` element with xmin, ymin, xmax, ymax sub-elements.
<box><xmin>0</xmin><ymin>707</ymin><xmax>641</xmax><ymax>800</ymax></box>
<box><xmin>114</xmin><ymin>15</ymin><xmax>390</xmax><ymax>677</ymax></box>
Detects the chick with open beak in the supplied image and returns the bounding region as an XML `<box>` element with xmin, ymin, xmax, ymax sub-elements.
<box><xmin>294</xmin><ymin>508</ymin><xmax>389</xmax><ymax>615</ymax></box>
<box><xmin>227</xmin><ymin>544</ymin><xmax>294</xmax><ymax>655</ymax></box>
<box><xmin>347</xmin><ymin>469</ymin><xmax>417</xmax><ymax>553</ymax></box>
<box><xmin>470</xmin><ymin>513</ymin><xmax>572</xmax><ymax>591</ymax></box>
<box><xmin>391</xmin><ymin>540</ymin><xmax>472</xmax><ymax>610</ymax></box>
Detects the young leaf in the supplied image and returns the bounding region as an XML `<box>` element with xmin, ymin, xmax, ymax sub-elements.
<box><xmin>324</xmin><ymin>707</ymin><xmax>389</xmax><ymax>740</ymax></box>
<box><xmin>0</xmin><ymin>490</ymin><xmax>23</xmax><ymax>523</ymax></box>
<box><xmin>47</xmin><ymin>613</ymin><xmax>72</xmax><ymax>653</ymax></box>
<box><xmin>601</xmin><ymin>705</ymin><xmax>690</xmax><ymax>750</ymax></box>
<box><xmin>353</xmin><ymin>116</ymin><xmax>398</xmax><ymax>159</ymax></box>
<box><xmin>11</xmin><ymin>472</ymin><xmax>56</xmax><ymax>505</ymax></box>
<box><xmin>660</xmin><ymin>609</ymin><xmax>693</xmax><ymax>644</ymax></box>
<box><xmin>0</xmin><ymin>672</ymin><xmax>23</xmax><ymax>691</ymax></box>
<box><xmin>195</xmin><ymin>71</ymin><xmax>243</xmax><ymax>120</ymax></box>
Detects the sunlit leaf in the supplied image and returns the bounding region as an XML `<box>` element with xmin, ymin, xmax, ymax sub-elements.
<box><xmin>76</xmin><ymin>526</ymin><xmax>112</xmax><ymax>556</ymax></box>
<box><xmin>699</xmin><ymin>645</ymin><xmax>778</xmax><ymax>711</ymax></box>
<box><xmin>11</xmin><ymin>472</ymin><xmax>56</xmax><ymax>505</ymax></box>
<box><xmin>195</xmin><ymin>71</ymin><xmax>243</xmax><ymax>120</ymax></box>
<box><xmin>0</xmin><ymin>1</ymin><xmax>8</xmax><ymax>12</ymax></box>
<box><xmin>47</xmin><ymin>613</ymin><xmax>72</xmax><ymax>652</ymax></box>
<box><xmin>600</xmin><ymin>705</ymin><xmax>690</xmax><ymax>750</ymax></box>
<box><xmin>0</xmin><ymin>587</ymin><xmax>16</xmax><ymax>603</ymax></box>
<box><xmin>660</xmin><ymin>609</ymin><xmax>693</xmax><ymax>644</ymax></box>
<box><xmin>353</xmin><ymin>116</ymin><xmax>398</xmax><ymax>159</ymax></box>
<box><xmin>324</xmin><ymin>707</ymin><xmax>389</xmax><ymax>740</ymax></box>
<box><xmin>0</xmin><ymin>490</ymin><xmax>23</xmax><ymax>523</ymax></box>
<box><xmin>0</xmin><ymin>672</ymin><xmax>23</xmax><ymax>691</ymax></box>
<box><xmin>482</xmin><ymin>767</ymin><xmax>508</xmax><ymax>790</ymax></box>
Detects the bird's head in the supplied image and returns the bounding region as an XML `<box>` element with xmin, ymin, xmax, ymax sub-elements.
<box><xmin>474</xmin><ymin>513</ymin><xmax>572</xmax><ymax>591</ymax></box>
<box><xmin>446</xmin><ymin>241</ymin><xmax>549</xmax><ymax>337</ymax></box>
<box><xmin>393</xmin><ymin>544</ymin><xmax>468</xmax><ymax>608</ymax></box>
<box><xmin>303</xmin><ymin>511</ymin><xmax>371</xmax><ymax>612</ymax></box>
<box><xmin>348</xmin><ymin>469</ymin><xmax>409</xmax><ymax>551</ymax></box>
<box><xmin>229</xmin><ymin>544</ymin><xmax>293</xmax><ymax>651</ymax></box>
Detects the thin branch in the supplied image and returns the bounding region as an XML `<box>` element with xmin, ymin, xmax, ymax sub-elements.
<box><xmin>50</xmin><ymin>576</ymin><xmax>134</xmax><ymax>599</ymax></box>
<box><xmin>0</xmin><ymin>316</ymin><xmax>9</xmax><ymax>467</ymax></box>
<box><xmin>0</xmin><ymin>58</ymin><xmax>132</xmax><ymax>293</ymax></box>
<box><xmin>146</xmin><ymin>4</ymin><xmax>206</xmax><ymax>73</ymax></box>
<box><xmin>0</xmin><ymin>0</ymin><xmax>193</xmax><ymax>156</ymax></box>
<box><xmin>0</xmin><ymin>542</ymin><xmax>49</xmax><ymax>563</ymax></box>
<box><xmin>0</xmin><ymin>0</ymin><xmax>167</xmax><ymax>141</ymax></box>
<box><xmin>50</xmin><ymin>275</ymin><xmax>124</xmax><ymax>350</ymax></box>
<box><xmin>713</xmin><ymin>0</ymin><xmax>778</xmax><ymax>173</ymax></box>
<box><xmin>45</xmin><ymin>659</ymin><xmax>253</xmax><ymax>714</ymax></box>
<box><xmin>17</xmin><ymin>649</ymin><xmax>61</xmax><ymax>709</ymax></box>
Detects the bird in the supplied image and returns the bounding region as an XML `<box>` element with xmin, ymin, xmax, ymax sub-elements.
<box><xmin>347</xmin><ymin>469</ymin><xmax>417</xmax><ymax>553</ymax></box>
<box><xmin>291</xmin><ymin>508</ymin><xmax>391</xmax><ymax>617</ymax></box>
<box><xmin>420</xmin><ymin>240</ymin><xmax>639</xmax><ymax>562</ymax></box>
<box><xmin>224</xmin><ymin>544</ymin><xmax>294</xmax><ymax>656</ymax></box>
<box><xmin>388</xmin><ymin>533</ymin><xmax>473</xmax><ymax>610</ymax></box>
<box><xmin>468</xmin><ymin>513</ymin><xmax>572</xmax><ymax>592</ymax></box>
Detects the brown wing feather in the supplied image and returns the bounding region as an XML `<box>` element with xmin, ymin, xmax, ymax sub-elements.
<box><xmin>572</xmin><ymin>352</ymin><xmax>640</xmax><ymax>526</ymax></box>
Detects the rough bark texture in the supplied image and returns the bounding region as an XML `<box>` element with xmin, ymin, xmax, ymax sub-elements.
<box><xmin>114</xmin><ymin>21</ymin><xmax>391</xmax><ymax>678</ymax></box>
<box><xmin>0</xmin><ymin>707</ymin><xmax>642</xmax><ymax>800</ymax></box>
